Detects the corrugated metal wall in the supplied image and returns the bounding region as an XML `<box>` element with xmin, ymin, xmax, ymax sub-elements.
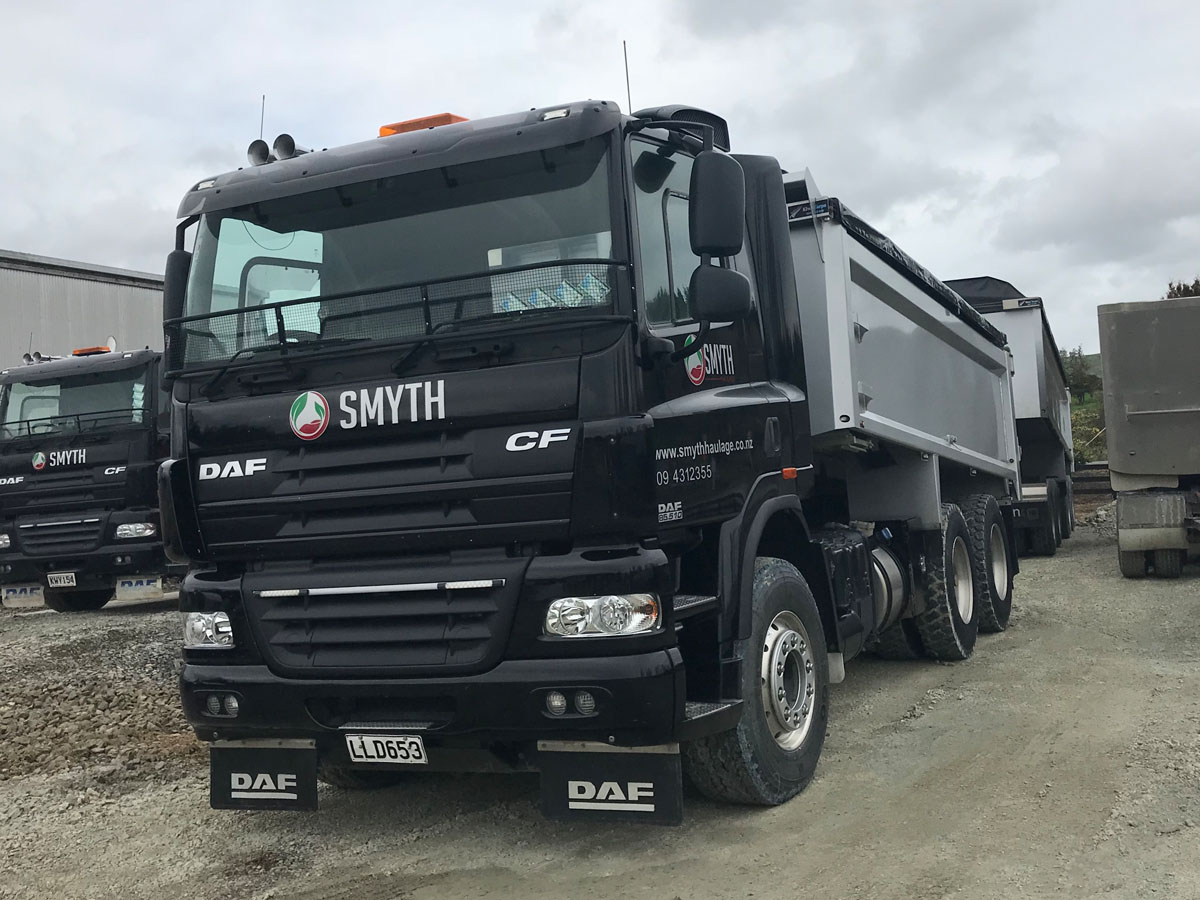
<box><xmin>0</xmin><ymin>259</ymin><xmax>163</xmax><ymax>366</ymax></box>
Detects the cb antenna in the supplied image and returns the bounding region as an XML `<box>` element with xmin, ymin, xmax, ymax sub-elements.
<box><xmin>623</xmin><ymin>40</ymin><xmax>632</xmax><ymax>113</ymax></box>
<box><xmin>259</xmin><ymin>94</ymin><xmax>266</xmax><ymax>140</ymax></box>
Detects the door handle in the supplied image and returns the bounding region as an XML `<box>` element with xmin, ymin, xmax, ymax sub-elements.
<box><xmin>765</xmin><ymin>417</ymin><xmax>782</xmax><ymax>457</ymax></box>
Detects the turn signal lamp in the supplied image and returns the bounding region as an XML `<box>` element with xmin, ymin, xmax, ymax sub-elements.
<box><xmin>379</xmin><ymin>113</ymin><xmax>468</xmax><ymax>137</ymax></box>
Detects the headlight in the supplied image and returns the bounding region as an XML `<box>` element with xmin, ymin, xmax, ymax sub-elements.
<box><xmin>544</xmin><ymin>594</ymin><xmax>659</xmax><ymax>637</ymax></box>
<box><xmin>183</xmin><ymin>611</ymin><xmax>234</xmax><ymax>649</ymax></box>
<box><xmin>0</xmin><ymin>533</ymin><xmax>9</xmax><ymax>549</ymax></box>
<box><xmin>116</xmin><ymin>522</ymin><xmax>156</xmax><ymax>539</ymax></box>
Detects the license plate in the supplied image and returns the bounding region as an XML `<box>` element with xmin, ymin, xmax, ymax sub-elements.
<box><xmin>47</xmin><ymin>572</ymin><xmax>76</xmax><ymax>588</ymax></box>
<box><xmin>345</xmin><ymin>734</ymin><xmax>428</xmax><ymax>765</ymax></box>
<box><xmin>115</xmin><ymin>576</ymin><xmax>163</xmax><ymax>601</ymax></box>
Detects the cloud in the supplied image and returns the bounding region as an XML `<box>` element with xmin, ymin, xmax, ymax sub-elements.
<box><xmin>1</xmin><ymin>0</ymin><xmax>1198</xmax><ymax>351</ymax></box>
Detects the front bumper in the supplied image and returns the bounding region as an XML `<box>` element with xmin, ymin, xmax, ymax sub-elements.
<box><xmin>182</xmin><ymin>648</ymin><xmax>685</xmax><ymax>755</ymax></box>
<box><xmin>0</xmin><ymin>538</ymin><xmax>182</xmax><ymax>590</ymax></box>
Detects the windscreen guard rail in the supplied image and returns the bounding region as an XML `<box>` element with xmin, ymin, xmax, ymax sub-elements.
<box><xmin>164</xmin><ymin>259</ymin><xmax>627</xmax><ymax>376</ymax></box>
<box><xmin>2</xmin><ymin>407</ymin><xmax>148</xmax><ymax>438</ymax></box>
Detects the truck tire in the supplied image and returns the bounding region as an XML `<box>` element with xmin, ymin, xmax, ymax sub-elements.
<box><xmin>871</xmin><ymin>619</ymin><xmax>924</xmax><ymax>660</ymax></box>
<box><xmin>1060</xmin><ymin>479</ymin><xmax>1074</xmax><ymax>540</ymax></box>
<box><xmin>912</xmin><ymin>504</ymin><xmax>979</xmax><ymax>660</ymax></box>
<box><xmin>959</xmin><ymin>494</ymin><xmax>1014</xmax><ymax>633</ymax></box>
<box><xmin>43</xmin><ymin>589</ymin><xmax>112</xmax><ymax>612</ymax></box>
<box><xmin>317</xmin><ymin>762</ymin><xmax>405</xmax><ymax>790</ymax></box>
<box><xmin>1151</xmin><ymin>549</ymin><xmax>1185</xmax><ymax>579</ymax></box>
<box><xmin>1027</xmin><ymin>482</ymin><xmax>1060</xmax><ymax>557</ymax></box>
<box><xmin>683</xmin><ymin>557</ymin><xmax>829</xmax><ymax>805</ymax></box>
<box><xmin>1118</xmin><ymin>550</ymin><xmax>1147</xmax><ymax>578</ymax></box>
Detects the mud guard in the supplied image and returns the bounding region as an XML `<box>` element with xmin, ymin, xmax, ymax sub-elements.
<box><xmin>538</xmin><ymin>741</ymin><xmax>683</xmax><ymax>825</ymax></box>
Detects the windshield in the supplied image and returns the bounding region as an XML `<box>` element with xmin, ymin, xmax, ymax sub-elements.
<box><xmin>176</xmin><ymin>137</ymin><xmax>617</xmax><ymax>368</ymax></box>
<box><xmin>0</xmin><ymin>366</ymin><xmax>148</xmax><ymax>438</ymax></box>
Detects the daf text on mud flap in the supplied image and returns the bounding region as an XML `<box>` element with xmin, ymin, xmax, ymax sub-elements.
<box><xmin>505</xmin><ymin>428</ymin><xmax>572</xmax><ymax>451</ymax></box>
<box><xmin>339</xmin><ymin>380</ymin><xmax>445</xmax><ymax>429</ymax></box>
<box><xmin>568</xmin><ymin>780</ymin><xmax>656</xmax><ymax>812</ymax></box>
<box><xmin>198</xmin><ymin>458</ymin><xmax>267</xmax><ymax>480</ymax></box>
<box><xmin>230</xmin><ymin>772</ymin><xmax>298</xmax><ymax>800</ymax></box>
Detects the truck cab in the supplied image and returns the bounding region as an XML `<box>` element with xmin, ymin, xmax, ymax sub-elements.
<box><xmin>164</xmin><ymin>102</ymin><xmax>1019</xmax><ymax>822</ymax></box>
<box><xmin>0</xmin><ymin>348</ymin><xmax>180</xmax><ymax>611</ymax></box>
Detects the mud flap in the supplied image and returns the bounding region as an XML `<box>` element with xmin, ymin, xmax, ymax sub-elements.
<box><xmin>209</xmin><ymin>739</ymin><xmax>318</xmax><ymax>811</ymax></box>
<box><xmin>537</xmin><ymin>741</ymin><xmax>683</xmax><ymax>825</ymax></box>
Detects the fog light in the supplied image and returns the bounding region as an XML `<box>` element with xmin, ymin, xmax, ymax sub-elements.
<box><xmin>183</xmin><ymin>611</ymin><xmax>234</xmax><ymax>649</ymax></box>
<box><xmin>205</xmin><ymin>694</ymin><xmax>222</xmax><ymax>716</ymax></box>
<box><xmin>224</xmin><ymin>695</ymin><xmax>240</xmax><ymax>716</ymax></box>
<box><xmin>546</xmin><ymin>690</ymin><xmax>567</xmax><ymax>716</ymax></box>
<box><xmin>574</xmin><ymin>691</ymin><xmax>596</xmax><ymax>716</ymax></box>
<box><xmin>544</xmin><ymin>594</ymin><xmax>659</xmax><ymax>637</ymax></box>
<box><xmin>116</xmin><ymin>522</ymin><xmax>156</xmax><ymax>540</ymax></box>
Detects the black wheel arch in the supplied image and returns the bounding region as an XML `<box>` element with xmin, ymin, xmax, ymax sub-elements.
<box><xmin>717</xmin><ymin>483</ymin><xmax>843</xmax><ymax>660</ymax></box>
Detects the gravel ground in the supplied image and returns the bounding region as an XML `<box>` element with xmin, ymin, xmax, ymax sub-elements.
<box><xmin>2</xmin><ymin>521</ymin><xmax>1198</xmax><ymax>900</ymax></box>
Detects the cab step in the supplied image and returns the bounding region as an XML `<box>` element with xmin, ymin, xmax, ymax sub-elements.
<box><xmin>673</xmin><ymin>594</ymin><xmax>717</xmax><ymax>618</ymax></box>
<box><xmin>679</xmin><ymin>699</ymin><xmax>742</xmax><ymax>740</ymax></box>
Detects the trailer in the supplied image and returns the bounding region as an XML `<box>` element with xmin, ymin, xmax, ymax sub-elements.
<box><xmin>947</xmin><ymin>277</ymin><xmax>1074</xmax><ymax>555</ymax></box>
<box><xmin>163</xmin><ymin>102</ymin><xmax>1023</xmax><ymax>823</ymax></box>
<box><xmin>1099</xmin><ymin>295</ymin><xmax>1200</xmax><ymax>578</ymax></box>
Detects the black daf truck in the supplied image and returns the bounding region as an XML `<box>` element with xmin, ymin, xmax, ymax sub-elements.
<box><xmin>163</xmin><ymin>102</ymin><xmax>1022</xmax><ymax>823</ymax></box>
<box><xmin>0</xmin><ymin>348</ymin><xmax>179</xmax><ymax>611</ymax></box>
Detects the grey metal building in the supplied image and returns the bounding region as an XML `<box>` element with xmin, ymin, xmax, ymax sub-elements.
<box><xmin>0</xmin><ymin>249</ymin><xmax>164</xmax><ymax>366</ymax></box>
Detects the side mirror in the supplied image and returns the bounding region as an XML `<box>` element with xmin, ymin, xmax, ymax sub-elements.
<box><xmin>689</xmin><ymin>265</ymin><xmax>752</xmax><ymax>322</ymax></box>
<box><xmin>163</xmin><ymin>250</ymin><xmax>191</xmax><ymax>324</ymax></box>
<box><xmin>689</xmin><ymin>151</ymin><xmax>745</xmax><ymax>257</ymax></box>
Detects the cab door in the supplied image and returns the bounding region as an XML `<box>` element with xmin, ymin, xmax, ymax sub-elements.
<box><xmin>629</xmin><ymin>137</ymin><xmax>780</xmax><ymax>532</ymax></box>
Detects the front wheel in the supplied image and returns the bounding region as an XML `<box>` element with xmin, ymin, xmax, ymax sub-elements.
<box><xmin>683</xmin><ymin>557</ymin><xmax>829</xmax><ymax>805</ymax></box>
<box><xmin>43</xmin><ymin>589</ymin><xmax>112</xmax><ymax>612</ymax></box>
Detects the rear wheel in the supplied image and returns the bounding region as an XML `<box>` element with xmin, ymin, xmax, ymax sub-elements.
<box><xmin>913</xmin><ymin>504</ymin><xmax>979</xmax><ymax>661</ymax></box>
<box><xmin>43</xmin><ymin>589</ymin><xmax>112</xmax><ymax>612</ymax></box>
<box><xmin>871</xmin><ymin>619</ymin><xmax>924</xmax><ymax>660</ymax></box>
<box><xmin>1151</xmin><ymin>549</ymin><xmax>1185</xmax><ymax>579</ymax></box>
<box><xmin>1060</xmin><ymin>479</ymin><xmax>1074</xmax><ymax>540</ymax></box>
<box><xmin>960</xmin><ymin>494</ymin><xmax>1014</xmax><ymax>633</ymax></box>
<box><xmin>1027</xmin><ymin>482</ymin><xmax>1060</xmax><ymax>557</ymax></box>
<box><xmin>317</xmin><ymin>762</ymin><xmax>405</xmax><ymax>790</ymax></box>
<box><xmin>1118</xmin><ymin>550</ymin><xmax>1147</xmax><ymax>578</ymax></box>
<box><xmin>684</xmin><ymin>557</ymin><xmax>829</xmax><ymax>805</ymax></box>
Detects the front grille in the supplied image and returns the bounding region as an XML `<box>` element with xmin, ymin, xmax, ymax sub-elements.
<box><xmin>17</xmin><ymin>517</ymin><xmax>104</xmax><ymax>555</ymax></box>
<box><xmin>243</xmin><ymin>565</ymin><xmax>528</xmax><ymax>677</ymax></box>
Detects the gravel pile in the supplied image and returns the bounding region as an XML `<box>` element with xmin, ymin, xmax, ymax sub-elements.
<box><xmin>0</xmin><ymin>605</ymin><xmax>201</xmax><ymax>782</ymax></box>
<box><xmin>1080</xmin><ymin>500</ymin><xmax>1118</xmax><ymax>538</ymax></box>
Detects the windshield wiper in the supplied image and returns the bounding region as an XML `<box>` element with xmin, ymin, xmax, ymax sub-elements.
<box><xmin>391</xmin><ymin>313</ymin><xmax>632</xmax><ymax>376</ymax></box>
<box><xmin>201</xmin><ymin>336</ymin><xmax>371</xmax><ymax>395</ymax></box>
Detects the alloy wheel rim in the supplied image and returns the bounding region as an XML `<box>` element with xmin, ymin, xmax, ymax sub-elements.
<box><xmin>989</xmin><ymin>523</ymin><xmax>1008</xmax><ymax>599</ymax></box>
<box><xmin>951</xmin><ymin>535</ymin><xmax>974</xmax><ymax>622</ymax></box>
<box><xmin>760</xmin><ymin>610</ymin><xmax>817</xmax><ymax>750</ymax></box>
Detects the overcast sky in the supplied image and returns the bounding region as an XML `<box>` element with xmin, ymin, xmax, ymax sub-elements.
<box><xmin>2</xmin><ymin>0</ymin><xmax>1197</xmax><ymax>352</ymax></box>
